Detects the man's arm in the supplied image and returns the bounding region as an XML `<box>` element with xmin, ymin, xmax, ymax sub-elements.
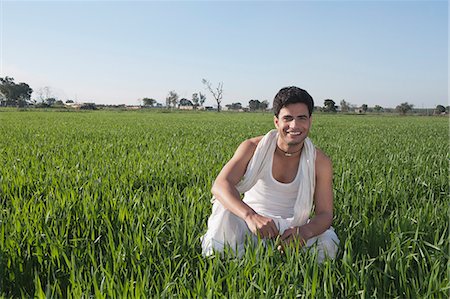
<box><xmin>281</xmin><ymin>148</ymin><xmax>334</xmax><ymax>244</ymax></box>
<box><xmin>211</xmin><ymin>137</ymin><xmax>279</xmax><ymax>239</ymax></box>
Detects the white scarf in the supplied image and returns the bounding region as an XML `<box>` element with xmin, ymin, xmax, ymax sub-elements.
<box><xmin>212</xmin><ymin>129</ymin><xmax>316</xmax><ymax>227</ymax></box>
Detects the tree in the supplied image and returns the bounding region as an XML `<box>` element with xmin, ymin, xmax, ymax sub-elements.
<box><xmin>46</xmin><ymin>97</ymin><xmax>57</xmax><ymax>106</ymax></box>
<box><xmin>54</xmin><ymin>100</ymin><xmax>65</xmax><ymax>106</ymax></box>
<box><xmin>35</xmin><ymin>86</ymin><xmax>54</xmax><ymax>105</ymax></box>
<box><xmin>35</xmin><ymin>102</ymin><xmax>50</xmax><ymax>108</ymax></box>
<box><xmin>226</xmin><ymin>102</ymin><xmax>242</xmax><ymax>110</ymax></box>
<box><xmin>323</xmin><ymin>99</ymin><xmax>337</xmax><ymax>113</ymax></box>
<box><xmin>361</xmin><ymin>104</ymin><xmax>368</xmax><ymax>112</ymax></box>
<box><xmin>192</xmin><ymin>93</ymin><xmax>199</xmax><ymax>109</ymax></box>
<box><xmin>260</xmin><ymin>100</ymin><xmax>269</xmax><ymax>111</ymax></box>
<box><xmin>0</xmin><ymin>77</ymin><xmax>15</xmax><ymax>105</ymax></box>
<box><xmin>202</xmin><ymin>79</ymin><xmax>223</xmax><ymax>112</ymax></box>
<box><xmin>396</xmin><ymin>102</ymin><xmax>413</xmax><ymax>115</ymax></box>
<box><xmin>16</xmin><ymin>92</ymin><xmax>31</xmax><ymax>107</ymax></box>
<box><xmin>143</xmin><ymin>98</ymin><xmax>157</xmax><ymax>107</ymax></box>
<box><xmin>340</xmin><ymin>100</ymin><xmax>349</xmax><ymax>112</ymax></box>
<box><xmin>435</xmin><ymin>105</ymin><xmax>446</xmax><ymax>114</ymax></box>
<box><xmin>249</xmin><ymin>99</ymin><xmax>261</xmax><ymax>111</ymax></box>
<box><xmin>80</xmin><ymin>103</ymin><xmax>97</xmax><ymax>110</ymax></box>
<box><xmin>373</xmin><ymin>105</ymin><xmax>383</xmax><ymax>112</ymax></box>
<box><xmin>42</xmin><ymin>86</ymin><xmax>52</xmax><ymax>101</ymax></box>
<box><xmin>199</xmin><ymin>92</ymin><xmax>206</xmax><ymax>107</ymax></box>
<box><xmin>66</xmin><ymin>100</ymin><xmax>74</xmax><ymax>104</ymax></box>
<box><xmin>0</xmin><ymin>76</ymin><xmax>33</xmax><ymax>107</ymax></box>
<box><xmin>166</xmin><ymin>90</ymin><xmax>179</xmax><ymax>108</ymax></box>
<box><xmin>179</xmin><ymin>98</ymin><xmax>193</xmax><ymax>107</ymax></box>
<box><xmin>192</xmin><ymin>92</ymin><xmax>206</xmax><ymax>109</ymax></box>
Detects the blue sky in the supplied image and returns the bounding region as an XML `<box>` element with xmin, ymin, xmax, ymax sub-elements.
<box><xmin>2</xmin><ymin>0</ymin><xmax>448</xmax><ymax>108</ymax></box>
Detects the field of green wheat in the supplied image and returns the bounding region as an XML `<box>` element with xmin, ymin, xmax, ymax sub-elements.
<box><xmin>0</xmin><ymin>110</ymin><xmax>448</xmax><ymax>298</ymax></box>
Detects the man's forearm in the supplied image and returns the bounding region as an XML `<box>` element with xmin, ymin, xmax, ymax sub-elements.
<box><xmin>212</xmin><ymin>181</ymin><xmax>280</xmax><ymax>238</ymax></box>
<box><xmin>211</xmin><ymin>181</ymin><xmax>256</xmax><ymax>220</ymax></box>
<box><xmin>298</xmin><ymin>212</ymin><xmax>333</xmax><ymax>241</ymax></box>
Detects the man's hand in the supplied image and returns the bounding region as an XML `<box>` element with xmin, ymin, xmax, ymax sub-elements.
<box><xmin>244</xmin><ymin>214</ymin><xmax>279</xmax><ymax>239</ymax></box>
<box><xmin>278</xmin><ymin>226</ymin><xmax>308</xmax><ymax>248</ymax></box>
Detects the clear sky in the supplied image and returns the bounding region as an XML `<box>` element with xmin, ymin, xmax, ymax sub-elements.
<box><xmin>1</xmin><ymin>0</ymin><xmax>448</xmax><ymax>108</ymax></box>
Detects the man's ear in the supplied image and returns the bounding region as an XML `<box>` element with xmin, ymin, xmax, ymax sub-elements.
<box><xmin>274</xmin><ymin>115</ymin><xmax>279</xmax><ymax>127</ymax></box>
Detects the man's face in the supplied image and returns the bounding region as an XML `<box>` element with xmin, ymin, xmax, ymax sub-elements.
<box><xmin>274</xmin><ymin>102</ymin><xmax>312</xmax><ymax>146</ymax></box>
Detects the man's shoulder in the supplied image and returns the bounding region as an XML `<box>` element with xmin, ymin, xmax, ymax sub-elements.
<box><xmin>246</xmin><ymin>136</ymin><xmax>264</xmax><ymax>147</ymax></box>
<box><xmin>236</xmin><ymin>136</ymin><xmax>264</xmax><ymax>158</ymax></box>
<box><xmin>314</xmin><ymin>147</ymin><xmax>333</xmax><ymax>171</ymax></box>
<box><xmin>315</xmin><ymin>148</ymin><xmax>331</xmax><ymax>161</ymax></box>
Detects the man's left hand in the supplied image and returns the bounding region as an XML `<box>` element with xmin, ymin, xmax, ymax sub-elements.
<box><xmin>279</xmin><ymin>226</ymin><xmax>307</xmax><ymax>246</ymax></box>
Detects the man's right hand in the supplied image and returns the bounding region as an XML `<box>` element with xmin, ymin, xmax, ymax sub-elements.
<box><xmin>244</xmin><ymin>213</ymin><xmax>279</xmax><ymax>239</ymax></box>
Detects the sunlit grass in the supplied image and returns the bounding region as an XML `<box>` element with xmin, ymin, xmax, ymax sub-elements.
<box><xmin>0</xmin><ymin>110</ymin><xmax>448</xmax><ymax>297</ymax></box>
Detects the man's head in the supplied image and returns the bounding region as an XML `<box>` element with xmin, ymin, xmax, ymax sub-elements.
<box><xmin>273</xmin><ymin>86</ymin><xmax>314</xmax><ymax>117</ymax></box>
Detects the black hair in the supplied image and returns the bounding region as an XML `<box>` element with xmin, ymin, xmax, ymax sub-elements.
<box><xmin>273</xmin><ymin>86</ymin><xmax>314</xmax><ymax>117</ymax></box>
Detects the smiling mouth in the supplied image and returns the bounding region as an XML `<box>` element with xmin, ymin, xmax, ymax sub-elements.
<box><xmin>287</xmin><ymin>131</ymin><xmax>301</xmax><ymax>136</ymax></box>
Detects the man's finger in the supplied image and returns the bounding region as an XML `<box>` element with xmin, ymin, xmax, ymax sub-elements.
<box><xmin>269</xmin><ymin>222</ymin><xmax>279</xmax><ymax>238</ymax></box>
<box><xmin>280</xmin><ymin>228</ymin><xmax>293</xmax><ymax>240</ymax></box>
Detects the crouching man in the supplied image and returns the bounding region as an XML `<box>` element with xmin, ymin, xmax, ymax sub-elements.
<box><xmin>201</xmin><ymin>86</ymin><xmax>339</xmax><ymax>262</ymax></box>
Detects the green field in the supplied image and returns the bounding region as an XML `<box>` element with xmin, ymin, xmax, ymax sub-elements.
<box><xmin>0</xmin><ymin>110</ymin><xmax>448</xmax><ymax>298</ymax></box>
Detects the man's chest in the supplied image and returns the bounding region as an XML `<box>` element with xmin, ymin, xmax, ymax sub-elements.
<box><xmin>271</xmin><ymin>154</ymin><xmax>300</xmax><ymax>184</ymax></box>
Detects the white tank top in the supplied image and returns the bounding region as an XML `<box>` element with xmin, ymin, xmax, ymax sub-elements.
<box><xmin>242</xmin><ymin>149</ymin><xmax>301</xmax><ymax>219</ymax></box>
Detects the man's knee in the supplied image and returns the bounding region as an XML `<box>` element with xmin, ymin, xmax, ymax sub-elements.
<box><xmin>320</xmin><ymin>233</ymin><xmax>339</xmax><ymax>258</ymax></box>
<box><xmin>305</xmin><ymin>228</ymin><xmax>339</xmax><ymax>261</ymax></box>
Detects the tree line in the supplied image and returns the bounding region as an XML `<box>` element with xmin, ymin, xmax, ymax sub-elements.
<box><xmin>1</xmin><ymin>76</ymin><xmax>447</xmax><ymax>114</ymax></box>
<box><xmin>319</xmin><ymin>99</ymin><xmax>448</xmax><ymax>115</ymax></box>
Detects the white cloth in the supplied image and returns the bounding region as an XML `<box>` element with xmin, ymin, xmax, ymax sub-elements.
<box><xmin>201</xmin><ymin>206</ymin><xmax>339</xmax><ymax>261</ymax></box>
<box><xmin>201</xmin><ymin>129</ymin><xmax>339</xmax><ymax>260</ymax></box>
<box><xmin>242</xmin><ymin>139</ymin><xmax>301</xmax><ymax>219</ymax></box>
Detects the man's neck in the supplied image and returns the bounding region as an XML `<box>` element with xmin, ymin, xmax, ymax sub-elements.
<box><xmin>276</xmin><ymin>140</ymin><xmax>304</xmax><ymax>157</ymax></box>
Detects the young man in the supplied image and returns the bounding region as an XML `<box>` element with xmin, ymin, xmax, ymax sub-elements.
<box><xmin>201</xmin><ymin>86</ymin><xmax>339</xmax><ymax>261</ymax></box>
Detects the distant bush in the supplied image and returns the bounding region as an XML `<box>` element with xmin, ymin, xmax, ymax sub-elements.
<box><xmin>80</xmin><ymin>103</ymin><xmax>97</xmax><ymax>110</ymax></box>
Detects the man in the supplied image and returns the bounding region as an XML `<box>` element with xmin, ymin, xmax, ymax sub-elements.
<box><xmin>201</xmin><ymin>86</ymin><xmax>339</xmax><ymax>261</ymax></box>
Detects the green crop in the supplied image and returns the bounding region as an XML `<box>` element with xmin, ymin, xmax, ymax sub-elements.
<box><xmin>0</xmin><ymin>110</ymin><xmax>448</xmax><ymax>297</ymax></box>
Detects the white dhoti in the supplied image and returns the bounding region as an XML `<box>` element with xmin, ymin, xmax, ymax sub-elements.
<box><xmin>201</xmin><ymin>202</ymin><xmax>339</xmax><ymax>262</ymax></box>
